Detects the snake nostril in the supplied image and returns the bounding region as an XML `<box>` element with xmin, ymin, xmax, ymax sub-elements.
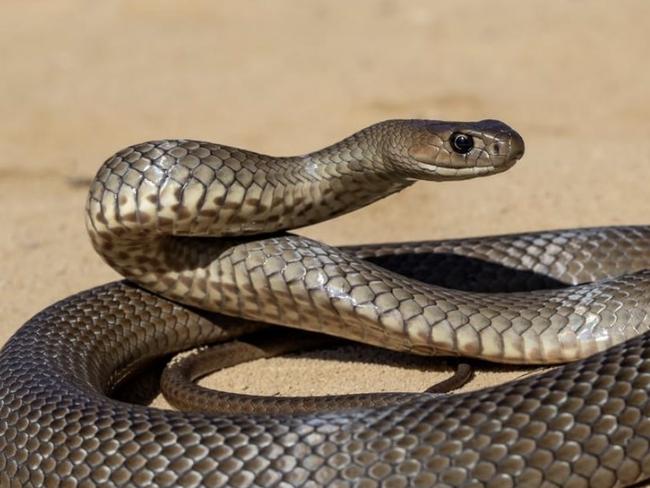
<box><xmin>491</xmin><ymin>143</ymin><xmax>502</xmax><ymax>155</ymax></box>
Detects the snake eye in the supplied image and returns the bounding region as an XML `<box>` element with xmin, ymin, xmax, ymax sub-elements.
<box><xmin>450</xmin><ymin>132</ymin><xmax>474</xmax><ymax>154</ymax></box>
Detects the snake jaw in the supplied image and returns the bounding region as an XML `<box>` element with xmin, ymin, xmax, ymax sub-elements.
<box><xmin>412</xmin><ymin>161</ymin><xmax>506</xmax><ymax>180</ymax></box>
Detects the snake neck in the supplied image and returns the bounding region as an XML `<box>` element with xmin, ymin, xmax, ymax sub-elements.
<box><xmin>86</xmin><ymin>130</ymin><xmax>411</xmax><ymax>235</ymax></box>
<box><xmin>86</xmin><ymin>131</ymin><xmax>412</xmax><ymax>288</ymax></box>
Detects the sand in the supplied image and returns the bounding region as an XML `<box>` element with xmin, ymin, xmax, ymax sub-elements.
<box><xmin>2</xmin><ymin>1</ymin><xmax>650</xmax><ymax>410</ymax></box>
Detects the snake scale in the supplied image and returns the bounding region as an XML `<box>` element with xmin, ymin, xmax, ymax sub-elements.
<box><xmin>3</xmin><ymin>119</ymin><xmax>650</xmax><ymax>487</ymax></box>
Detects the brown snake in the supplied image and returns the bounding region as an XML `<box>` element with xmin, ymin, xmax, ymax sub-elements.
<box><xmin>2</xmin><ymin>119</ymin><xmax>650</xmax><ymax>486</ymax></box>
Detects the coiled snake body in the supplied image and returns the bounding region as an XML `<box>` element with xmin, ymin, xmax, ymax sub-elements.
<box><xmin>2</xmin><ymin>119</ymin><xmax>650</xmax><ymax>487</ymax></box>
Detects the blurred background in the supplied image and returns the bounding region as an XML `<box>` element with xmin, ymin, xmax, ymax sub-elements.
<box><xmin>2</xmin><ymin>1</ymin><xmax>650</xmax><ymax>395</ymax></box>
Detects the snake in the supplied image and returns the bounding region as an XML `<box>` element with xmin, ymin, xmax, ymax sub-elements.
<box><xmin>3</xmin><ymin>119</ymin><xmax>650</xmax><ymax>487</ymax></box>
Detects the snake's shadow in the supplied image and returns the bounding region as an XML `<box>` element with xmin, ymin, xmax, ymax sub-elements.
<box><xmin>365</xmin><ymin>252</ymin><xmax>568</xmax><ymax>292</ymax></box>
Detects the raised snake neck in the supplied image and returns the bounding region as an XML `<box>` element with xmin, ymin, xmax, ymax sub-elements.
<box><xmin>2</xmin><ymin>119</ymin><xmax>650</xmax><ymax>486</ymax></box>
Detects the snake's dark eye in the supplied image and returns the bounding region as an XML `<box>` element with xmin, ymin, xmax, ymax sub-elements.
<box><xmin>450</xmin><ymin>133</ymin><xmax>474</xmax><ymax>154</ymax></box>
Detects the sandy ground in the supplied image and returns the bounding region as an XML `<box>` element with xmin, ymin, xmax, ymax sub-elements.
<box><xmin>2</xmin><ymin>1</ymin><xmax>650</xmax><ymax>411</ymax></box>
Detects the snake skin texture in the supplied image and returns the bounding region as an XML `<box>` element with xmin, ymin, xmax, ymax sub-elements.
<box><xmin>2</xmin><ymin>119</ymin><xmax>650</xmax><ymax>487</ymax></box>
<box><xmin>2</xmin><ymin>283</ymin><xmax>650</xmax><ymax>487</ymax></box>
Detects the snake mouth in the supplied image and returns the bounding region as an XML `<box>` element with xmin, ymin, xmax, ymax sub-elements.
<box><xmin>417</xmin><ymin>163</ymin><xmax>509</xmax><ymax>179</ymax></box>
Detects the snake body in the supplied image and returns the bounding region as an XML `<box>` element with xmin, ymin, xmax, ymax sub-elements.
<box><xmin>2</xmin><ymin>119</ymin><xmax>650</xmax><ymax>486</ymax></box>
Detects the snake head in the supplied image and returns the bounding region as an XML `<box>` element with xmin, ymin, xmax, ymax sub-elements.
<box><xmin>386</xmin><ymin>119</ymin><xmax>525</xmax><ymax>181</ymax></box>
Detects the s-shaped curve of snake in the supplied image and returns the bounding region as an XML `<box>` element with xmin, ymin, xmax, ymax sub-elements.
<box><xmin>3</xmin><ymin>119</ymin><xmax>650</xmax><ymax>487</ymax></box>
